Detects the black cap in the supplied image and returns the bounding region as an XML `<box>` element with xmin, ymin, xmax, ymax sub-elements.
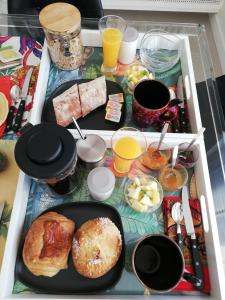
<box><xmin>15</xmin><ymin>123</ymin><xmax>77</xmax><ymax>180</ymax></box>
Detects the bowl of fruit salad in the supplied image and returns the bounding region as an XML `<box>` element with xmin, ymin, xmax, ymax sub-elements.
<box><xmin>125</xmin><ymin>64</ymin><xmax>153</xmax><ymax>92</ymax></box>
<box><xmin>124</xmin><ymin>174</ymin><xmax>163</xmax><ymax>213</ymax></box>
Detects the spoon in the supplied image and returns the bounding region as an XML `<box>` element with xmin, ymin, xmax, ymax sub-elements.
<box><xmin>184</xmin><ymin>127</ymin><xmax>205</xmax><ymax>152</ymax></box>
<box><xmin>5</xmin><ymin>85</ymin><xmax>21</xmax><ymax>132</ymax></box>
<box><xmin>157</xmin><ymin>122</ymin><xmax>169</xmax><ymax>150</ymax></box>
<box><xmin>171</xmin><ymin>202</ymin><xmax>183</xmax><ymax>251</ymax></box>
<box><xmin>72</xmin><ymin>116</ymin><xmax>86</xmax><ymax>140</ymax></box>
<box><xmin>171</xmin><ymin>145</ymin><xmax>178</xmax><ymax>168</ymax></box>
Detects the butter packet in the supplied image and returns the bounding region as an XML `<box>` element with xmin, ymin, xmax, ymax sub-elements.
<box><xmin>105</xmin><ymin>108</ymin><xmax>121</xmax><ymax>123</ymax></box>
<box><xmin>0</xmin><ymin>49</ymin><xmax>23</xmax><ymax>63</ymax></box>
<box><xmin>108</xmin><ymin>93</ymin><xmax>124</xmax><ymax>103</ymax></box>
<box><xmin>106</xmin><ymin>100</ymin><xmax>122</xmax><ymax>111</ymax></box>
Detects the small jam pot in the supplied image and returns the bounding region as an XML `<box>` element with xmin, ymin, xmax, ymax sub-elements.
<box><xmin>87</xmin><ymin>167</ymin><xmax>116</xmax><ymax>201</ymax></box>
<box><xmin>76</xmin><ymin>134</ymin><xmax>106</xmax><ymax>168</ymax></box>
<box><xmin>39</xmin><ymin>3</ymin><xmax>83</xmax><ymax>70</ymax></box>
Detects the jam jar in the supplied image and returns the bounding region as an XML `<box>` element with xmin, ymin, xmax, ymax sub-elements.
<box><xmin>39</xmin><ymin>3</ymin><xmax>83</xmax><ymax>70</ymax></box>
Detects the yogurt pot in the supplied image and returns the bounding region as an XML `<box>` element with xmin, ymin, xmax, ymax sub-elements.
<box><xmin>87</xmin><ymin>167</ymin><xmax>116</xmax><ymax>201</ymax></box>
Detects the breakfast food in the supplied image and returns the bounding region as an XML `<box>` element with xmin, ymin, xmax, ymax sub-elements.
<box><xmin>78</xmin><ymin>76</ymin><xmax>107</xmax><ymax>117</ymax></box>
<box><xmin>158</xmin><ymin>164</ymin><xmax>187</xmax><ymax>192</ymax></box>
<box><xmin>53</xmin><ymin>83</ymin><xmax>81</xmax><ymax>127</ymax></box>
<box><xmin>72</xmin><ymin>217</ymin><xmax>122</xmax><ymax>278</ymax></box>
<box><xmin>125</xmin><ymin>64</ymin><xmax>153</xmax><ymax>91</ymax></box>
<box><xmin>23</xmin><ymin>211</ymin><xmax>75</xmax><ymax>277</ymax></box>
<box><xmin>52</xmin><ymin>76</ymin><xmax>107</xmax><ymax>126</ymax></box>
<box><xmin>142</xmin><ymin>146</ymin><xmax>171</xmax><ymax>170</ymax></box>
<box><xmin>125</xmin><ymin>175</ymin><xmax>162</xmax><ymax>212</ymax></box>
<box><xmin>105</xmin><ymin>93</ymin><xmax>123</xmax><ymax>123</ymax></box>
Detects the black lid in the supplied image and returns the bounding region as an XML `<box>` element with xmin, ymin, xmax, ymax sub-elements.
<box><xmin>15</xmin><ymin>123</ymin><xmax>77</xmax><ymax>179</ymax></box>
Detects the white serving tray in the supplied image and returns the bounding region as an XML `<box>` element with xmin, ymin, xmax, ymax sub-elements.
<box><xmin>0</xmin><ymin>132</ymin><xmax>224</xmax><ymax>299</ymax></box>
<box><xmin>0</xmin><ymin>29</ymin><xmax>224</xmax><ymax>299</ymax></box>
<box><xmin>30</xmin><ymin>29</ymin><xmax>201</xmax><ymax>139</ymax></box>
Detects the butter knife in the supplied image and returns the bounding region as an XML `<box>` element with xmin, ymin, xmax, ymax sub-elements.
<box><xmin>13</xmin><ymin>67</ymin><xmax>33</xmax><ymax>132</ymax></box>
<box><xmin>182</xmin><ymin>186</ymin><xmax>204</xmax><ymax>289</ymax></box>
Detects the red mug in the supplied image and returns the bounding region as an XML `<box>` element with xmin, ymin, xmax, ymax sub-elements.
<box><xmin>132</xmin><ymin>79</ymin><xmax>178</xmax><ymax>128</ymax></box>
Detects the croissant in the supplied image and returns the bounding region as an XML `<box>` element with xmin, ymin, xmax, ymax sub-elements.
<box><xmin>23</xmin><ymin>211</ymin><xmax>75</xmax><ymax>277</ymax></box>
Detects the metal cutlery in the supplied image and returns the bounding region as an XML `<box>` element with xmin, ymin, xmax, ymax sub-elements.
<box><xmin>177</xmin><ymin>75</ymin><xmax>188</xmax><ymax>133</ymax></box>
<box><xmin>157</xmin><ymin>122</ymin><xmax>169</xmax><ymax>150</ymax></box>
<box><xmin>171</xmin><ymin>201</ymin><xmax>202</xmax><ymax>288</ymax></box>
<box><xmin>172</xmin><ymin>202</ymin><xmax>184</xmax><ymax>251</ymax></box>
<box><xmin>13</xmin><ymin>67</ymin><xmax>33</xmax><ymax>132</ymax></box>
<box><xmin>171</xmin><ymin>145</ymin><xmax>178</xmax><ymax>168</ymax></box>
<box><xmin>182</xmin><ymin>185</ymin><xmax>204</xmax><ymax>289</ymax></box>
<box><xmin>5</xmin><ymin>85</ymin><xmax>21</xmax><ymax>132</ymax></box>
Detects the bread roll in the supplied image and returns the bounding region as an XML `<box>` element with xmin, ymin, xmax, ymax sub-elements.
<box><xmin>72</xmin><ymin>217</ymin><xmax>122</xmax><ymax>278</ymax></box>
<box><xmin>23</xmin><ymin>211</ymin><xmax>75</xmax><ymax>277</ymax></box>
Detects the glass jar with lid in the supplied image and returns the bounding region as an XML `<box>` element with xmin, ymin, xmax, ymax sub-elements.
<box><xmin>39</xmin><ymin>3</ymin><xmax>83</xmax><ymax>70</ymax></box>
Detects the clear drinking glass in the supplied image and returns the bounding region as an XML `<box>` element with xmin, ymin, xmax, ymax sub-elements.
<box><xmin>98</xmin><ymin>15</ymin><xmax>126</xmax><ymax>75</ymax></box>
<box><xmin>111</xmin><ymin>127</ymin><xmax>147</xmax><ymax>175</ymax></box>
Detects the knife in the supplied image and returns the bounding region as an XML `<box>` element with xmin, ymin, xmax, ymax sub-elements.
<box><xmin>0</xmin><ymin>201</ymin><xmax>5</xmax><ymax>223</ymax></box>
<box><xmin>13</xmin><ymin>67</ymin><xmax>33</xmax><ymax>132</ymax></box>
<box><xmin>177</xmin><ymin>76</ymin><xmax>188</xmax><ymax>133</ymax></box>
<box><xmin>182</xmin><ymin>186</ymin><xmax>204</xmax><ymax>290</ymax></box>
<box><xmin>169</xmin><ymin>88</ymin><xmax>180</xmax><ymax>133</ymax></box>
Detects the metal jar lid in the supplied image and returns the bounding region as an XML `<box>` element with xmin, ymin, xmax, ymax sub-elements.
<box><xmin>76</xmin><ymin>134</ymin><xmax>106</xmax><ymax>163</ymax></box>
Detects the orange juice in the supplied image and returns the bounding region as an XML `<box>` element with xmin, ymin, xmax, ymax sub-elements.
<box><xmin>102</xmin><ymin>28</ymin><xmax>122</xmax><ymax>68</ymax></box>
<box><xmin>113</xmin><ymin>137</ymin><xmax>142</xmax><ymax>173</ymax></box>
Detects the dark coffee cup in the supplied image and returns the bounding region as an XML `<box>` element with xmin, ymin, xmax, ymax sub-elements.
<box><xmin>133</xmin><ymin>79</ymin><xmax>178</xmax><ymax>127</ymax></box>
<box><xmin>132</xmin><ymin>234</ymin><xmax>184</xmax><ymax>293</ymax></box>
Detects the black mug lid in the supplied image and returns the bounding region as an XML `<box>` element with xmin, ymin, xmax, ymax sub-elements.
<box><xmin>15</xmin><ymin>123</ymin><xmax>77</xmax><ymax>180</ymax></box>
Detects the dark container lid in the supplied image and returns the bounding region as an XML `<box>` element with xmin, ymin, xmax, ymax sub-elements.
<box><xmin>15</xmin><ymin>123</ymin><xmax>77</xmax><ymax>180</ymax></box>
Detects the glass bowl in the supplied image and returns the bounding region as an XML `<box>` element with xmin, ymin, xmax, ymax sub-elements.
<box><xmin>125</xmin><ymin>64</ymin><xmax>153</xmax><ymax>92</ymax></box>
<box><xmin>158</xmin><ymin>163</ymin><xmax>188</xmax><ymax>192</ymax></box>
<box><xmin>142</xmin><ymin>142</ymin><xmax>171</xmax><ymax>170</ymax></box>
<box><xmin>124</xmin><ymin>174</ymin><xmax>163</xmax><ymax>213</ymax></box>
<box><xmin>177</xmin><ymin>142</ymin><xmax>199</xmax><ymax>169</ymax></box>
<box><xmin>140</xmin><ymin>29</ymin><xmax>181</xmax><ymax>73</ymax></box>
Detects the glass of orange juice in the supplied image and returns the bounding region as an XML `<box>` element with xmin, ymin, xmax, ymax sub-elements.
<box><xmin>111</xmin><ymin>127</ymin><xmax>147</xmax><ymax>175</ymax></box>
<box><xmin>98</xmin><ymin>15</ymin><xmax>126</xmax><ymax>75</ymax></box>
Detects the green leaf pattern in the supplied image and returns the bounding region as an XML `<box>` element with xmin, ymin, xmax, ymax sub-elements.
<box><xmin>0</xmin><ymin>202</ymin><xmax>12</xmax><ymax>238</ymax></box>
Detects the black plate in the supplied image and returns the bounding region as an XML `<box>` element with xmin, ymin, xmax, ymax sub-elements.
<box><xmin>41</xmin><ymin>79</ymin><xmax>126</xmax><ymax>130</ymax></box>
<box><xmin>16</xmin><ymin>202</ymin><xmax>125</xmax><ymax>294</ymax></box>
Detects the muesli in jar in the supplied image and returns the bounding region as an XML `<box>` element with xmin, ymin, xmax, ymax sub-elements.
<box><xmin>39</xmin><ymin>3</ymin><xmax>83</xmax><ymax>70</ymax></box>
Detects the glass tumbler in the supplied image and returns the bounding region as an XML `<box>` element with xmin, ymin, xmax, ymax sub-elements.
<box><xmin>158</xmin><ymin>163</ymin><xmax>188</xmax><ymax>192</ymax></box>
<box><xmin>177</xmin><ymin>142</ymin><xmax>199</xmax><ymax>168</ymax></box>
<box><xmin>111</xmin><ymin>127</ymin><xmax>147</xmax><ymax>175</ymax></box>
<box><xmin>98</xmin><ymin>15</ymin><xmax>126</xmax><ymax>75</ymax></box>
